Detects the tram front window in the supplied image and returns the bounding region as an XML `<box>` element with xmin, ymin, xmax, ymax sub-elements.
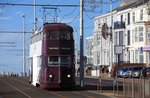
<box><xmin>48</xmin><ymin>56</ymin><xmax>59</xmax><ymax>66</ymax></box>
<box><xmin>60</xmin><ymin>56</ymin><xmax>71</xmax><ymax>66</ymax></box>
<box><xmin>60</xmin><ymin>31</ymin><xmax>71</xmax><ymax>40</ymax></box>
<box><xmin>49</xmin><ymin>31</ymin><xmax>59</xmax><ymax>40</ymax></box>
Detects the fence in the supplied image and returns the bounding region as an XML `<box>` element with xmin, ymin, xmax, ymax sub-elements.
<box><xmin>122</xmin><ymin>78</ymin><xmax>150</xmax><ymax>98</ymax></box>
<box><xmin>97</xmin><ymin>78</ymin><xmax>150</xmax><ymax>98</ymax></box>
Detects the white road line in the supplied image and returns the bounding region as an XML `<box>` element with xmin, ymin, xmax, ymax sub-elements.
<box><xmin>0</xmin><ymin>79</ymin><xmax>32</xmax><ymax>98</ymax></box>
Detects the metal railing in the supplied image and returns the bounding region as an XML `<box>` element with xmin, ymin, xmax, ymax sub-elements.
<box><xmin>97</xmin><ymin>77</ymin><xmax>150</xmax><ymax>98</ymax></box>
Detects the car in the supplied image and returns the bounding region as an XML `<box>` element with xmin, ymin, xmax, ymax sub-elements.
<box><xmin>146</xmin><ymin>67</ymin><xmax>150</xmax><ymax>78</ymax></box>
<box><xmin>132</xmin><ymin>66</ymin><xmax>143</xmax><ymax>78</ymax></box>
<box><xmin>117</xmin><ymin>68</ymin><xmax>124</xmax><ymax>78</ymax></box>
<box><xmin>126</xmin><ymin>66</ymin><xmax>134</xmax><ymax>78</ymax></box>
<box><xmin>121</xmin><ymin>67</ymin><xmax>129</xmax><ymax>78</ymax></box>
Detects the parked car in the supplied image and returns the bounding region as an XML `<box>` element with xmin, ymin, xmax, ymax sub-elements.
<box><xmin>122</xmin><ymin>67</ymin><xmax>129</xmax><ymax>78</ymax></box>
<box><xmin>146</xmin><ymin>67</ymin><xmax>150</xmax><ymax>78</ymax></box>
<box><xmin>117</xmin><ymin>68</ymin><xmax>124</xmax><ymax>78</ymax></box>
<box><xmin>132</xmin><ymin>66</ymin><xmax>143</xmax><ymax>78</ymax></box>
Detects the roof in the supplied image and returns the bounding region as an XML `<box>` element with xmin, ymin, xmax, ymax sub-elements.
<box><xmin>114</xmin><ymin>0</ymin><xmax>149</xmax><ymax>12</ymax></box>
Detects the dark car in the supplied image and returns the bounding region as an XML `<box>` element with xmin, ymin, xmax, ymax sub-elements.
<box><xmin>146</xmin><ymin>67</ymin><xmax>150</xmax><ymax>78</ymax></box>
<box><xmin>129</xmin><ymin>66</ymin><xmax>143</xmax><ymax>78</ymax></box>
<box><xmin>117</xmin><ymin>68</ymin><xmax>124</xmax><ymax>78</ymax></box>
<box><xmin>122</xmin><ymin>67</ymin><xmax>129</xmax><ymax>78</ymax></box>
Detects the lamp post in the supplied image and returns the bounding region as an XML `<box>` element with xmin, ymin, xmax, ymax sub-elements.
<box><xmin>34</xmin><ymin>0</ymin><xmax>36</xmax><ymax>31</ymax></box>
<box><xmin>80</xmin><ymin>0</ymin><xmax>84</xmax><ymax>88</ymax></box>
<box><xmin>109</xmin><ymin>0</ymin><xmax>113</xmax><ymax>73</ymax></box>
<box><xmin>22</xmin><ymin>14</ymin><xmax>26</xmax><ymax>77</ymax></box>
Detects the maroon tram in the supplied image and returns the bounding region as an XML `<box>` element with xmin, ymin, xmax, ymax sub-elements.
<box><xmin>29</xmin><ymin>23</ymin><xmax>75</xmax><ymax>89</ymax></box>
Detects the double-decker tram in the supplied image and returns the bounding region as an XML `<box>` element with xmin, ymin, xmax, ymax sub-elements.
<box><xmin>29</xmin><ymin>23</ymin><xmax>75</xmax><ymax>89</ymax></box>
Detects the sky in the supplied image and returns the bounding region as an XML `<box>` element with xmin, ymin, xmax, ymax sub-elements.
<box><xmin>0</xmin><ymin>0</ymin><xmax>120</xmax><ymax>76</ymax></box>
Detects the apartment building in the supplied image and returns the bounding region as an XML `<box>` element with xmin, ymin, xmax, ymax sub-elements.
<box><xmin>86</xmin><ymin>36</ymin><xmax>94</xmax><ymax>65</ymax></box>
<box><xmin>91</xmin><ymin>0</ymin><xmax>150</xmax><ymax>72</ymax></box>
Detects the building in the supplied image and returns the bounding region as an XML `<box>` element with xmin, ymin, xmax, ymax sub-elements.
<box><xmin>92</xmin><ymin>0</ymin><xmax>150</xmax><ymax>73</ymax></box>
<box><xmin>86</xmin><ymin>36</ymin><xmax>94</xmax><ymax>65</ymax></box>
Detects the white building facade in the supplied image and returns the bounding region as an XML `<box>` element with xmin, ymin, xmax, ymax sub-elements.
<box><xmin>92</xmin><ymin>0</ymin><xmax>150</xmax><ymax>72</ymax></box>
<box><xmin>86</xmin><ymin>36</ymin><xmax>94</xmax><ymax>65</ymax></box>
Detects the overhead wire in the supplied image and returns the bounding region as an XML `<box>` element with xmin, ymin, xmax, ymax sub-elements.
<box><xmin>59</xmin><ymin>7</ymin><xmax>78</xmax><ymax>22</ymax></box>
<box><xmin>67</xmin><ymin>13</ymin><xmax>79</xmax><ymax>24</ymax></box>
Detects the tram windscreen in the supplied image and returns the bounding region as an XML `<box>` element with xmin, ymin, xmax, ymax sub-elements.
<box><xmin>48</xmin><ymin>56</ymin><xmax>71</xmax><ymax>66</ymax></box>
<box><xmin>60</xmin><ymin>56</ymin><xmax>71</xmax><ymax>65</ymax></box>
<box><xmin>48</xmin><ymin>56</ymin><xmax>59</xmax><ymax>65</ymax></box>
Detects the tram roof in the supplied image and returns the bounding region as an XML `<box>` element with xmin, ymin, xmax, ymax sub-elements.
<box><xmin>31</xmin><ymin>23</ymin><xmax>73</xmax><ymax>36</ymax></box>
<box><xmin>43</xmin><ymin>23</ymin><xmax>73</xmax><ymax>31</ymax></box>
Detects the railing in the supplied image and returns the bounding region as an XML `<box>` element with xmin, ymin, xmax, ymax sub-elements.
<box><xmin>97</xmin><ymin>77</ymin><xmax>150</xmax><ymax>98</ymax></box>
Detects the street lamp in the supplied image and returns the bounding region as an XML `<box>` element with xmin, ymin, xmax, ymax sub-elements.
<box><xmin>80</xmin><ymin>0</ymin><xmax>84</xmax><ymax>88</ymax></box>
<box><xmin>21</xmin><ymin>14</ymin><xmax>26</xmax><ymax>77</ymax></box>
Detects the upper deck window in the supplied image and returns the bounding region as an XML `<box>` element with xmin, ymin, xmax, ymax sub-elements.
<box><xmin>60</xmin><ymin>31</ymin><xmax>71</xmax><ymax>40</ymax></box>
<box><xmin>49</xmin><ymin>31</ymin><xmax>59</xmax><ymax>40</ymax></box>
<box><xmin>48</xmin><ymin>30</ymin><xmax>72</xmax><ymax>40</ymax></box>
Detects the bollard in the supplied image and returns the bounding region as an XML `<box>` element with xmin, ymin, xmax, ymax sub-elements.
<box><xmin>143</xmin><ymin>79</ymin><xmax>145</xmax><ymax>98</ymax></box>
<box><xmin>123</xmin><ymin>77</ymin><xmax>125</xmax><ymax>98</ymax></box>
<box><xmin>149</xmin><ymin>78</ymin><xmax>150</xmax><ymax>97</ymax></box>
<box><xmin>113</xmin><ymin>77</ymin><xmax>116</xmax><ymax>96</ymax></box>
<box><xmin>117</xmin><ymin>81</ymin><xmax>119</xmax><ymax>96</ymax></box>
<box><xmin>97</xmin><ymin>76</ymin><xmax>102</xmax><ymax>93</ymax></box>
<box><xmin>132</xmin><ymin>78</ymin><xmax>134</xmax><ymax>98</ymax></box>
<box><xmin>99</xmin><ymin>78</ymin><xmax>102</xmax><ymax>93</ymax></box>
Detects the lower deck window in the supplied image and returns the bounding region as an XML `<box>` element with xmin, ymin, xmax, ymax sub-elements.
<box><xmin>61</xmin><ymin>56</ymin><xmax>71</xmax><ymax>65</ymax></box>
<box><xmin>48</xmin><ymin>56</ymin><xmax>71</xmax><ymax>66</ymax></box>
<box><xmin>48</xmin><ymin>56</ymin><xmax>59</xmax><ymax>65</ymax></box>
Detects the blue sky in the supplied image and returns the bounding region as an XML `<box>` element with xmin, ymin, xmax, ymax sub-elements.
<box><xmin>0</xmin><ymin>0</ymin><xmax>120</xmax><ymax>75</ymax></box>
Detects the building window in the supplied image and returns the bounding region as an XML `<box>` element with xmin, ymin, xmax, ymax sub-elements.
<box><xmin>139</xmin><ymin>27</ymin><xmax>143</xmax><ymax>42</ymax></box>
<box><xmin>135</xmin><ymin>50</ymin><xmax>138</xmax><ymax>63</ymax></box>
<box><xmin>119</xmin><ymin>31</ymin><xmax>123</xmax><ymax>45</ymax></box>
<box><xmin>127</xmin><ymin>30</ymin><xmax>130</xmax><ymax>45</ymax></box>
<box><xmin>132</xmin><ymin>30</ymin><xmax>134</xmax><ymax>44</ymax></box>
<box><xmin>97</xmin><ymin>33</ymin><xmax>101</xmax><ymax>46</ymax></box>
<box><xmin>139</xmin><ymin>51</ymin><xmax>143</xmax><ymax>63</ymax></box>
<box><xmin>127</xmin><ymin>13</ymin><xmax>130</xmax><ymax>25</ymax></box>
<box><xmin>147</xmin><ymin>28</ymin><xmax>150</xmax><ymax>44</ymax></box>
<box><xmin>115</xmin><ymin>31</ymin><xmax>118</xmax><ymax>45</ymax></box>
<box><xmin>121</xmin><ymin>15</ymin><xmax>123</xmax><ymax>22</ymax></box>
<box><xmin>132</xmin><ymin>12</ymin><xmax>135</xmax><ymax>23</ymax></box>
<box><xmin>140</xmin><ymin>9</ymin><xmax>143</xmax><ymax>20</ymax></box>
<box><xmin>135</xmin><ymin>27</ymin><xmax>138</xmax><ymax>42</ymax></box>
<box><xmin>97</xmin><ymin>51</ymin><xmax>100</xmax><ymax>65</ymax></box>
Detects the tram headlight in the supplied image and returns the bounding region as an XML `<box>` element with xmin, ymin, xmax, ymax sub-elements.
<box><xmin>49</xmin><ymin>74</ymin><xmax>53</xmax><ymax>78</ymax></box>
<box><xmin>67</xmin><ymin>74</ymin><xmax>71</xmax><ymax>78</ymax></box>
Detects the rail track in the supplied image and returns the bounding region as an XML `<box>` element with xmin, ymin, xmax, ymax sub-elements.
<box><xmin>0</xmin><ymin>76</ymin><xmax>113</xmax><ymax>98</ymax></box>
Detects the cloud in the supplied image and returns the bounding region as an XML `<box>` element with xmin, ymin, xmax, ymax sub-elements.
<box><xmin>0</xmin><ymin>16</ymin><xmax>11</xmax><ymax>20</ymax></box>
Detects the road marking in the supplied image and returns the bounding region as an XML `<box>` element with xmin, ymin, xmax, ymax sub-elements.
<box><xmin>48</xmin><ymin>91</ymin><xmax>68</xmax><ymax>98</ymax></box>
<box><xmin>72</xmin><ymin>91</ymin><xmax>95</xmax><ymax>98</ymax></box>
<box><xmin>0</xmin><ymin>79</ymin><xmax>32</xmax><ymax>98</ymax></box>
<box><xmin>87</xmin><ymin>90</ymin><xmax>115</xmax><ymax>98</ymax></box>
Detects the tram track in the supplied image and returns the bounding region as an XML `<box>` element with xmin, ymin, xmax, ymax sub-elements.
<box><xmin>0</xmin><ymin>77</ymin><xmax>31</xmax><ymax>98</ymax></box>
<box><xmin>0</xmin><ymin>77</ymin><xmax>113</xmax><ymax>98</ymax></box>
<box><xmin>6</xmin><ymin>77</ymin><xmax>96</xmax><ymax>98</ymax></box>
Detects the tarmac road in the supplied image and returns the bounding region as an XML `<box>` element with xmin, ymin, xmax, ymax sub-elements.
<box><xmin>0</xmin><ymin>76</ymin><xmax>115</xmax><ymax>98</ymax></box>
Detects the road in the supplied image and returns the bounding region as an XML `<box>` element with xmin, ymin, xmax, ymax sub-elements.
<box><xmin>0</xmin><ymin>76</ymin><xmax>116</xmax><ymax>98</ymax></box>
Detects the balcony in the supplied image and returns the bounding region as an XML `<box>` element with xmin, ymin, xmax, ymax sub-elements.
<box><xmin>114</xmin><ymin>21</ymin><xmax>125</xmax><ymax>29</ymax></box>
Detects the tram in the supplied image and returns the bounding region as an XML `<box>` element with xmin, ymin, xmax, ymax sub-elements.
<box><xmin>29</xmin><ymin>23</ymin><xmax>75</xmax><ymax>89</ymax></box>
